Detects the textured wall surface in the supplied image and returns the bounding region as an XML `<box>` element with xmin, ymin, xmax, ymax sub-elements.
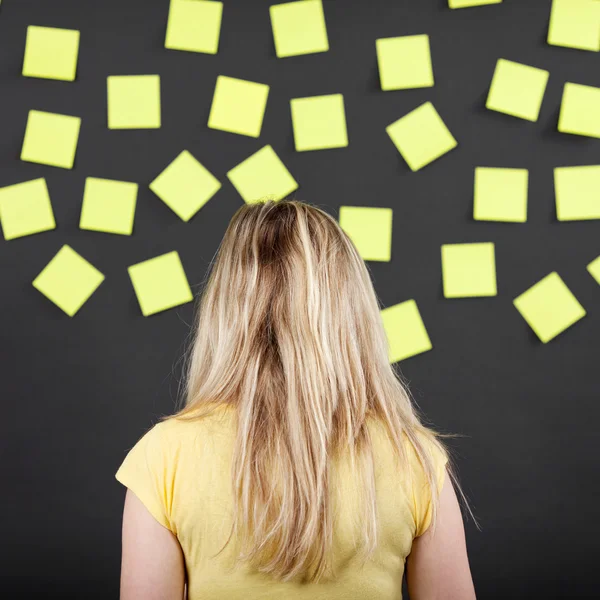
<box><xmin>0</xmin><ymin>0</ymin><xmax>598</xmax><ymax>597</ymax></box>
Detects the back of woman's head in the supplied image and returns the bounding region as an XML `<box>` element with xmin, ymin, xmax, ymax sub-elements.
<box><xmin>171</xmin><ymin>198</ymin><xmax>456</xmax><ymax>582</ymax></box>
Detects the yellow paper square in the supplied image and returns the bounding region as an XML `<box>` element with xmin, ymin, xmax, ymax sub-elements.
<box><xmin>547</xmin><ymin>0</ymin><xmax>600</xmax><ymax>52</ymax></box>
<box><xmin>21</xmin><ymin>110</ymin><xmax>81</xmax><ymax>169</ymax></box>
<box><xmin>32</xmin><ymin>245</ymin><xmax>105</xmax><ymax>316</ymax></box>
<box><xmin>150</xmin><ymin>150</ymin><xmax>221</xmax><ymax>221</ymax></box>
<box><xmin>474</xmin><ymin>167</ymin><xmax>528</xmax><ymax>222</ymax></box>
<box><xmin>339</xmin><ymin>206</ymin><xmax>392</xmax><ymax>262</ymax></box>
<box><xmin>486</xmin><ymin>59</ymin><xmax>549</xmax><ymax>122</ymax></box>
<box><xmin>386</xmin><ymin>102</ymin><xmax>457</xmax><ymax>172</ymax></box>
<box><xmin>208</xmin><ymin>75</ymin><xmax>269</xmax><ymax>137</ymax></box>
<box><xmin>22</xmin><ymin>25</ymin><xmax>80</xmax><ymax>81</ymax></box>
<box><xmin>128</xmin><ymin>251</ymin><xmax>193</xmax><ymax>317</ymax></box>
<box><xmin>290</xmin><ymin>94</ymin><xmax>348</xmax><ymax>151</ymax></box>
<box><xmin>0</xmin><ymin>178</ymin><xmax>55</xmax><ymax>240</ymax></box>
<box><xmin>381</xmin><ymin>300</ymin><xmax>432</xmax><ymax>363</ymax></box>
<box><xmin>107</xmin><ymin>75</ymin><xmax>161</xmax><ymax>129</ymax></box>
<box><xmin>441</xmin><ymin>243</ymin><xmax>497</xmax><ymax>298</ymax></box>
<box><xmin>513</xmin><ymin>272</ymin><xmax>586</xmax><ymax>343</ymax></box>
<box><xmin>227</xmin><ymin>145</ymin><xmax>298</xmax><ymax>204</ymax></box>
<box><xmin>558</xmin><ymin>83</ymin><xmax>600</xmax><ymax>138</ymax></box>
<box><xmin>270</xmin><ymin>0</ymin><xmax>329</xmax><ymax>58</ymax></box>
<box><xmin>449</xmin><ymin>0</ymin><xmax>502</xmax><ymax>7</ymax></box>
<box><xmin>587</xmin><ymin>256</ymin><xmax>600</xmax><ymax>284</ymax></box>
<box><xmin>165</xmin><ymin>0</ymin><xmax>222</xmax><ymax>54</ymax></box>
<box><xmin>554</xmin><ymin>165</ymin><xmax>600</xmax><ymax>220</ymax></box>
<box><xmin>79</xmin><ymin>177</ymin><xmax>138</xmax><ymax>235</ymax></box>
<box><xmin>376</xmin><ymin>35</ymin><xmax>434</xmax><ymax>91</ymax></box>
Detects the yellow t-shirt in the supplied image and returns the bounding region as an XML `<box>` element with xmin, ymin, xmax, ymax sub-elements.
<box><xmin>115</xmin><ymin>406</ymin><xmax>448</xmax><ymax>599</ymax></box>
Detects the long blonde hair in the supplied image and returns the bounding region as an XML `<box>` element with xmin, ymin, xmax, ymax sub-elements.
<box><xmin>165</xmin><ymin>199</ymin><xmax>475</xmax><ymax>582</ymax></box>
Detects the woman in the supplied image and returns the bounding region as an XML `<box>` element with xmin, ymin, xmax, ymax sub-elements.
<box><xmin>115</xmin><ymin>199</ymin><xmax>477</xmax><ymax>599</ymax></box>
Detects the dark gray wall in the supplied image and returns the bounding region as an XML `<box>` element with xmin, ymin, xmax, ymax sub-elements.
<box><xmin>1</xmin><ymin>0</ymin><xmax>598</xmax><ymax>597</ymax></box>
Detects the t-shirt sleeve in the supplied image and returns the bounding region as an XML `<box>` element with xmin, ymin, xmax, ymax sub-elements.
<box><xmin>412</xmin><ymin>433</ymin><xmax>449</xmax><ymax>538</ymax></box>
<box><xmin>115</xmin><ymin>421</ymin><xmax>174</xmax><ymax>532</ymax></box>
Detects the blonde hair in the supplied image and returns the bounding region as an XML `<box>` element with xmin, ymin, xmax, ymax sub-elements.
<box><xmin>164</xmin><ymin>199</ymin><xmax>476</xmax><ymax>582</ymax></box>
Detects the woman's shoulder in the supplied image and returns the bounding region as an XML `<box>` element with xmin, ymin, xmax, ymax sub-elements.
<box><xmin>367</xmin><ymin>417</ymin><xmax>446</xmax><ymax>455</ymax></box>
<box><xmin>401</xmin><ymin>428</ymin><xmax>450</xmax><ymax>500</ymax></box>
<box><xmin>367</xmin><ymin>419</ymin><xmax>449</xmax><ymax>479</ymax></box>
<box><xmin>403</xmin><ymin>427</ymin><xmax>449</xmax><ymax>469</ymax></box>
<box><xmin>152</xmin><ymin>404</ymin><xmax>236</xmax><ymax>442</ymax></box>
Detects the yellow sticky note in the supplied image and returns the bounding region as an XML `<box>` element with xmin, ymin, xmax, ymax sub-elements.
<box><xmin>208</xmin><ymin>75</ymin><xmax>269</xmax><ymax>138</ymax></box>
<box><xmin>474</xmin><ymin>167</ymin><xmax>528</xmax><ymax>222</ymax></box>
<box><xmin>441</xmin><ymin>243</ymin><xmax>497</xmax><ymax>298</ymax></box>
<box><xmin>270</xmin><ymin>0</ymin><xmax>328</xmax><ymax>58</ymax></box>
<box><xmin>513</xmin><ymin>272</ymin><xmax>586</xmax><ymax>343</ymax></box>
<box><xmin>558</xmin><ymin>83</ymin><xmax>600</xmax><ymax>138</ymax></box>
<box><xmin>449</xmin><ymin>0</ymin><xmax>502</xmax><ymax>7</ymax></box>
<box><xmin>22</xmin><ymin>25</ymin><xmax>80</xmax><ymax>81</ymax></box>
<box><xmin>21</xmin><ymin>110</ymin><xmax>81</xmax><ymax>169</ymax></box>
<box><xmin>79</xmin><ymin>177</ymin><xmax>138</xmax><ymax>235</ymax></box>
<box><xmin>107</xmin><ymin>75</ymin><xmax>161</xmax><ymax>129</ymax></box>
<box><xmin>486</xmin><ymin>59</ymin><xmax>549</xmax><ymax>122</ymax></box>
<box><xmin>587</xmin><ymin>256</ymin><xmax>600</xmax><ymax>284</ymax></box>
<box><xmin>165</xmin><ymin>0</ymin><xmax>223</xmax><ymax>54</ymax></box>
<box><xmin>0</xmin><ymin>178</ymin><xmax>55</xmax><ymax>240</ymax></box>
<box><xmin>33</xmin><ymin>245</ymin><xmax>105</xmax><ymax>316</ymax></box>
<box><xmin>554</xmin><ymin>165</ymin><xmax>600</xmax><ymax>220</ymax></box>
<box><xmin>227</xmin><ymin>145</ymin><xmax>298</xmax><ymax>204</ymax></box>
<box><xmin>150</xmin><ymin>150</ymin><xmax>221</xmax><ymax>221</ymax></box>
<box><xmin>290</xmin><ymin>94</ymin><xmax>348</xmax><ymax>151</ymax></box>
<box><xmin>376</xmin><ymin>35</ymin><xmax>434</xmax><ymax>91</ymax></box>
<box><xmin>128</xmin><ymin>251</ymin><xmax>193</xmax><ymax>317</ymax></box>
<box><xmin>339</xmin><ymin>206</ymin><xmax>392</xmax><ymax>262</ymax></box>
<box><xmin>381</xmin><ymin>300</ymin><xmax>432</xmax><ymax>363</ymax></box>
<box><xmin>386</xmin><ymin>102</ymin><xmax>457</xmax><ymax>172</ymax></box>
<box><xmin>548</xmin><ymin>0</ymin><xmax>600</xmax><ymax>52</ymax></box>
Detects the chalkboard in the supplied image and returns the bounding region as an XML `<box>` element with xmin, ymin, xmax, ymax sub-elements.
<box><xmin>0</xmin><ymin>1</ymin><xmax>598</xmax><ymax>597</ymax></box>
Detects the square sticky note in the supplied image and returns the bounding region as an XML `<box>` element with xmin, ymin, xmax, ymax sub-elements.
<box><xmin>449</xmin><ymin>0</ymin><xmax>502</xmax><ymax>7</ymax></box>
<box><xmin>165</xmin><ymin>0</ymin><xmax>223</xmax><ymax>54</ymax></box>
<box><xmin>386</xmin><ymin>102</ymin><xmax>457</xmax><ymax>172</ymax></box>
<box><xmin>128</xmin><ymin>251</ymin><xmax>193</xmax><ymax>317</ymax></box>
<box><xmin>21</xmin><ymin>110</ymin><xmax>81</xmax><ymax>169</ymax></box>
<box><xmin>208</xmin><ymin>75</ymin><xmax>269</xmax><ymax>137</ymax></box>
<box><xmin>270</xmin><ymin>0</ymin><xmax>329</xmax><ymax>58</ymax></box>
<box><xmin>79</xmin><ymin>177</ymin><xmax>138</xmax><ymax>235</ymax></box>
<box><xmin>513</xmin><ymin>272</ymin><xmax>586</xmax><ymax>343</ymax></box>
<box><xmin>587</xmin><ymin>256</ymin><xmax>600</xmax><ymax>284</ymax></box>
<box><xmin>554</xmin><ymin>165</ymin><xmax>600</xmax><ymax>220</ymax></box>
<box><xmin>107</xmin><ymin>75</ymin><xmax>161</xmax><ymax>129</ymax></box>
<box><xmin>227</xmin><ymin>145</ymin><xmax>298</xmax><ymax>204</ymax></box>
<box><xmin>32</xmin><ymin>245</ymin><xmax>105</xmax><ymax>316</ymax></box>
<box><xmin>547</xmin><ymin>0</ymin><xmax>600</xmax><ymax>52</ymax></box>
<box><xmin>0</xmin><ymin>178</ymin><xmax>55</xmax><ymax>240</ymax></box>
<box><xmin>22</xmin><ymin>25</ymin><xmax>80</xmax><ymax>81</ymax></box>
<box><xmin>339</xmin><ymin>206</ymin><xmax>392</xmax><ymax>262</ymax></box>
<box><xmin>558</xmin><ymin>83</ymin><xmax>600</xmax><ymax>138</ymax></box>
<box><xmin>474</xmin><ymin>167</ymin><xmax>528</xmax><ymax>222</ymax></box>
<box><xmin>376</xmin><ymin>35</ymin><xmax>434</xmax><ymax>91</ymax></box>
<box><xmin>486</xmin><ymin>59</ymin><xmax>549</xmax><ymax>122</ymax></box>
<box><xmin>381</xmin><ymin>300</ymin><xmax>432</xmax><ymax>363</ymax></box>
<box><xmin>290</xmin><ymin>94</ymin><xmax>348</xmax><ymax>151</ymax></box>
<box><xmin>150</xmin><ymin>150</ymin><xmax>221</xmax><ymax>221</ymax></box>
<box><xmin>441</xmin><ymin>243</ymin><xmax>497</xmax><ymax>298</ymax></box>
